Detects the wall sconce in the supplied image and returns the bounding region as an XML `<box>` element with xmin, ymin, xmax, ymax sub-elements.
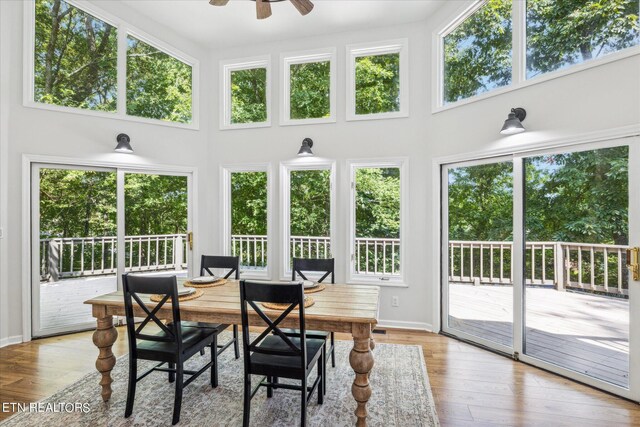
<box><xmin>500</xmin><ymin>108</ymin><xmax>526</xmax><ymax>135</ymax></box>
<box><xmin>297</xmin><ymin>138</ymin><xmax>314</xmax><ymax>157</ymax></box>
<box><xmin>114</xmin><ymin>133</ymin><xmax>133</xmax><ymax>153</ymax></box>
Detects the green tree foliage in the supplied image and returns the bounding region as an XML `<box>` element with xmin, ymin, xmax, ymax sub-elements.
<box><xmin>231</xmin><ymin>172</ymin><xmax>268</xmax><ymax>235</ymax></box>
<box><xmin>34</xmin><ymin>0</ymin><xmax>117</xmax><ymax>111</ymax></box>
<box><xmin>231</xmin><ymin>68</ymin><xmax>267</xmax><ymax>124</ymax></box>
<box><xmin>355</xmin><ymin>168</ymin><xmax>400</xmax><ymax>238</ymax></box>
<box><xmin>290</xmin><ymin>170</ymin><xmax>331</xmax><ymax>237</ymax></box>
<box><xmin>126</xmin><ymin>36</ymin><xmax>192</xmax><ymax>123</ymax></box>
<box><xmin>355</xmin><ymin>53</ymin><xmax>400</xmax><ymax>115</ymax></box>
<box><xmin>443</xmin><ymin>0</ymin><xmax>512</xmax><ymax>104</ymax></box>
<box><xmin>527</xmin><ymin>0</ymin><xmax>640</xmax><ymax>77</ymax></box>
<box><xmin>290</xmin><ymin>61</ymin><xmax>331</xmax><ymax>120</ymax></box>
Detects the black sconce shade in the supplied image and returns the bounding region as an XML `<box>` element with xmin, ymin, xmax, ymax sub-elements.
<box><xmin>297</xmin><ymin>138</ymin><xmax>314</xmax><ymax>157</ymax></box>
<box><xmin>115</xmin><ymin>133</ymin><xmax>133</xmax><ymax>153</ymax></box>
<box><xmin>500</xmin><ymin>108</ymin><xmax>526</xmax><ymax>135</ymax></box>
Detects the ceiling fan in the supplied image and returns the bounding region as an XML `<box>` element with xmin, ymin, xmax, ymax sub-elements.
<box><xmin>209</xmin><ymin>0</ymin><xmax>314</xmax><ymax>20</ymax></box>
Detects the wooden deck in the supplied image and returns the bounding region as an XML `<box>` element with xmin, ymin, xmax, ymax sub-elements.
<box><xmin>448</xmin><ymin>283</ymin><xmax>629</xmax><ymax>387</ymax></box>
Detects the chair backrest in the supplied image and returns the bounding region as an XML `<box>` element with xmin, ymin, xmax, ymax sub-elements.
<box><xmin>201</xmin><ymin>255</ymin><xmax>240</xmax><ymax>279</ymax></box>
<box><xmin>239</xmin><ymin>280</ymin><xmax>306</xmax><ymax>374</ymax></box>
<box><xmin>292</xmin><ymin>258</ymin><xmax>335</xmax><ymax>283</ymax></box>
<box><xmin>122</xmin><ymin>274</ymin><xmax>183</xmax><ymax>357</ymax></box>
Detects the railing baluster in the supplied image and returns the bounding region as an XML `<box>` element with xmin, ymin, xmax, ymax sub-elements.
<box><xmin>499</xmin><ymin>244</ymin><xmax>504</xmax><ymax>283</ymax></box>
<box><xmin>490</xmin><ymin>244</ymin><xmax>494</xmax><ymax>282</ymax></box>
<box><xmin>470</xmin><ymin>244</ymin><xmax>474</xmax><ymax>281</ymax></box>
<box><xmin>590</xmin><ymin>247</ymin><xmax>595</xmax><ymax>290</ymax></box>
<box><xmin>383</xmin><ymin>242</ymin><xmax>387</xmax><ymax>274</ymax></box>
<box><xmin>603</xmin><ymin>248</ymin><xmax>609</xmax><ymax>292</ymax></box>
<box><xmin>479</xmin><ymin>244</ymin><xmax>484</xmax><ymax>282</ymax></box>
<box><xmin>531</xmin><ymin>244</ymin><xmax>535</xmax><ymax>283</ymax></box>
<box><xmin>460</xmin><ymin>243</ymin><xmax>464</xmax><ymax>280</ymax></box>
<box><xmin>578</xmin><ymin>247</ymin><xmax>583</xmax><ymax>287</ymax></box>
<box><xmin>618</xmin><ymin>248</ymin><xmax>622</xmax><ymax>293</ymax></box>
<box><xmin>542</xmin><ymin>244</ymin><xmax>546</xmax><ymax>284</ymax></box>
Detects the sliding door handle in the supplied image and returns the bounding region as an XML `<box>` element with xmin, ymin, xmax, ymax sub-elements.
<box><xmin>627</xmin><ymin>247</ymin><xmax>639</xmax><ymax>281</ymax></box>
<box><xmin>187</xmin><ymin>232</ymin><xmax>193</xmax><ymax>251</ymax></box>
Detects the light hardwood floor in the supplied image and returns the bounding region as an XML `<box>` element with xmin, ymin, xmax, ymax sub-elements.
<box><xmin>1</xmin><ymin>327</ymin><xmax>639</xmax><ymax>425</ymax></box>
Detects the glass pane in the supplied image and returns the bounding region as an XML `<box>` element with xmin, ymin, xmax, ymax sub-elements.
<box><xmin>447</xmin><ymin>161</ymin><xmax>514</xmax><ymax>347</ymax></box>
<box><xmin>126</xmin><ymin>35</ymin><xmax>193</xmax><ymax>124</ymax></box>
<box><xmin>124</xmin><ymin>173</ymin><xmax>189</xmax><ymax>277</ymax></box>
<box><xmin>38</xmin><ymin>168</ymin><xmax>117</xmax><ymax>333</ymax></box>
<box><xmin>355</xmin><ymin>53</ymin><xmax>400</xmax><ymax>115</ymax></box>
<box><xmin>231</xmin><ymin>68</ymin><xmax>267</xmax><ymax>124</ymax></box>
<box><xmin>526</xmin><ymin>0</ymin><xmax>640</xmax><ymax>79</ymax></box>
<box><xmin>354</xmin><ymin>167</ymin><xmax>401</xmax><ymax>276</ymax></box>
<box><xmin>34</xmin><ymin>0</ymin><xmax>117</xmax><ymax>111</ymax></box>
<box><xmin>290</xmin><ymin>61</ymin><xmax>331</xmax><ymax>120</ymax></box>
<box><xmin>289</xmin><ymin>170</ymin><xmax>331</xmax><ymax>266</ymax></box>
<box><xmin>524</xmin><ymin>146</ymin><xmax>629</xmax><ymax>387</ymax></box>
<box><xmin>231</xmin><ymin>171</ymin><xmax>268</xmax><ymax>271</ymax></box>
<box><xmin>443</xmin><ymin>0</ymin><xmax>512</xmax><ymax>104</ymax></box>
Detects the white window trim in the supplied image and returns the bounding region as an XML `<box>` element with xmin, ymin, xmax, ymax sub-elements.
<box><xmin>280</xmin><ymin>47</ymin><xmax>337</xmax><ymax>126</ymax></box>
<box><xmin>433</xmin><ymin>0</ymin><xmax>640</xmax><ymax>113</ymax></box>
<box><xmin>220</xmin><ymin>163</ymin><xmax>273</xmax><ymax>280</ymax></box>
<box><xmin>22</xmin><ymin>0</ymin><xmax>200</xmax><ymax>130</ymax></box>
<box><xmin>347</xmin><ymin>158</ymin><xmax>408</xmax><ymax>286</ymax></box>
<box><xmin>346</xmin><ymin>39</ymin><xmax>409</xmax><ymax>121</ymax></box>
<box><xmin>219</xmin><ymin>55</ymin><xmax>272</xmax><ymax>130</ymax></box>
<box><xmin>279</xmin><ymin>159</ymin><xmax>336</xmax><ymax>281</ymax></box>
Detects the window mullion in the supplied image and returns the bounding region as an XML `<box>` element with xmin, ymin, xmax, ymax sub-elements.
<box><xmin>116</xmin><ymin>26</ymin><xmax>127</xmax><ymax>116</ymax></box>
<box><xmin>511</xmin><ymin>0</ymin><xmax>526</xmax><ymax>85</ymax></box>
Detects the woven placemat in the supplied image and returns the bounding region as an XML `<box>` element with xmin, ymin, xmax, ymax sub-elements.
<box><xmin>184</xmin><ymin>278</ymin><xmax>227</xmax><ymax>288</ymax></box>
<box><xmin>150</xmin><ymin>288</ymin><xmax>204</xmax><ymax>303</ymax></box>
<box><xmin>304</xmin><ymin>283</ymin><xmax>326</xmax><ymax>294</ymax></box>
<box><xmin>262</xmin><ymin>296</ymin><xmax>315</xmax><ymax>311</ymax></box>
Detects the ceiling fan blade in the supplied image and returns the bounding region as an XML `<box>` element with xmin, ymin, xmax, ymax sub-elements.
<box><xmin>256</xmin><ymin>0</ymin><xmax>272</xmax><ymax>19</ymax></box>
<box><xmin>289</xmin><ymin>0</ymin><xmax>314</xmax><ymax>16</ymax></box>
<box><xmin>209</xmin><ymin>0</ymin><xmax>229</xmax><ymax>5</ymax></box>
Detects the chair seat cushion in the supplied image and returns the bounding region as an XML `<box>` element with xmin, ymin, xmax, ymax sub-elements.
<box><xmin>250</xmin><ymin>335</ymin><xmax>325</xmax><ymax>378</ymax></box>
<box><xmin>137</xmin><ymin>323</ymin><xmax>218</xmax><ymax>359</ymax></box>
<box><xmin>281</xmin><ymin>328</ymin><xmax>330</xmax><ymax>339</ymax></box>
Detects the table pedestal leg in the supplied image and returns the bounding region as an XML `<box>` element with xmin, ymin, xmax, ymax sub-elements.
<box><xmin>92</xmin><ymin>315</ymin><xmax>118</xmax><ymax>402</ymax></box>
<box><xmin>349</xmin><ymin>323</ymin><xmax>374</xmax><ymax>427</ymax></box>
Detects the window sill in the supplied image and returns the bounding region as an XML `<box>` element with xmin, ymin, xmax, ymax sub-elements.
<box><xmin>280</xmin><ymin>116</ymin><xmax>336</xmax><ymax>127</ymax></box>
<box><xmin>432</xmin><ymin>45</ymin><xmax>640</xmax><ymax>115</ymax></box>
<box><xmin>23</xmin><ymin>101</ymin><xmax>199</xmax><ymax>130</ymax></box>
<box><xmin>346</xmin><ymin>110</ymin><xmax>409</xmax><ymax>122</ymax></box>
<box><xmin>219</xmin><ymin>121</ymin><xmax>272</xmax><ymax>131</ymax></box>
<box><xmin>347</xmin><ymin>278</ymin><xmax>408</xmax><ymax>288</ymax></box>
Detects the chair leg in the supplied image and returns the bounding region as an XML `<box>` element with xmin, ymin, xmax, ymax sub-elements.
<box><xmin>243</xmin><ymin>376</ymin><xmax>251</xmax><ymax>427</ymax></box>
<box><xmin>211</xmin><ymin>335</ymin><xmax>219</xmax><ymax>388</ymax></box>
<box><xmin>233</xmin><ymin>325</ymin><xmax>240</xmax><ymax>359</ymax></box>
<box><xmin>168</xmin><ymin>362</ymin><xmax>176</xmax><ymax>383</ymax></box>
<box><xmin>172</xmin><ymin>364</ymin><xmax>184</xmax><ymax>425</ymax></box>
<box><xmin>300</xmin><ymin>376</ymin><xmax>307</xmax><ymax>427</ymax></box>
<box><xmin>124</xmin><ymin>357</ymin><xmax>137</xmax><ymax>418</ymax></box>
<box><xmin>318</xmin><ymin>348</ymin><xmax>324</xmax><ymax>405</ymax></box>
<box><xmin>200</xmin><ymin>348</ymin><xmax>205</xmax><ymax>356</ymax></box>
<box><xmin>267</xmin><ymin>376</ymin><xmax>273</xmax><ymax>398</ymax></box>
<box><xmin>330</xmin><ymin>332</ymin><xmax>336</xmax><ymax>368</ymax></box>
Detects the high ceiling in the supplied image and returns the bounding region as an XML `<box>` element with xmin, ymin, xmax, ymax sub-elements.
<box><xmin>119</xmin><ymin>0</ymin><xmax>445</xmax><ymax>49</ymax></box>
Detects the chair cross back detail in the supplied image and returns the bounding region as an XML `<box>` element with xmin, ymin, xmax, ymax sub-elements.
<box><xmin>247</xmin><ymin>300</ymin><xmax>302</xmax><ymax>356</ymax></box>
<box><xmin>201</xmin><ymin>255</ymin><xmax>240</xmax><ymax>279</ymax></box>
<box><xmin>292</xmin><ymin>258</ymin><xmax>335</xmax><ymax>284</ymax></box>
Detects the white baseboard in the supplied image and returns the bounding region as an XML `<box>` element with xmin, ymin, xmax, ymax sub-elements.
<box><xmin>376</xmin><ymin>319</ymin><xmax>433</xmax><ymax>332</ymax></box>
<box><xmin>0</xmin><ymin>335</ymin><xmax>23</xmax><ymax>348</ymax></box>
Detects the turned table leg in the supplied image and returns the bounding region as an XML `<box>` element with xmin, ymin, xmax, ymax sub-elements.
<box><xmin>349</xmin><ymin>323</ymin><xmax>374</xmax><ymax>427</ymax></box>
<box><xmin>92</xmin><ymin>315</ymin><xmax>118</xmax><ymax>402</ymax></box>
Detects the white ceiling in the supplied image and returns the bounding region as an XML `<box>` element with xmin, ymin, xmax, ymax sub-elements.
<box><xmin>119</xmin><ymin>0</ymin><xmax>445</xmax><ymax>50</ymax></box>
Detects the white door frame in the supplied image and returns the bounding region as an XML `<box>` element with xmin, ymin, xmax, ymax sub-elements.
<box><xmin>22</xmin><ymin>154</ymin><xmax>198</xmax><ymax>341</ymax></box>
<box><xmin>434</xmin><ymin>128</ymin><xmax>640</xmax><ymax>400</ymax></box>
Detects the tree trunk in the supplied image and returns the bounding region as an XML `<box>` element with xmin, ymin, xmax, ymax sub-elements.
<box><xmin>44</xmin><ymin>0</ymin><xmax>63</xmax><ymax>95</ymax></box>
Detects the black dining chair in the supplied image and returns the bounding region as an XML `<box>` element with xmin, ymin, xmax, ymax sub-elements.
<box><xmin>179</xmin><ymin>255</ymin><xmax>241</xmax><ymax>386</ymax></box>
<box><xmin>122</xmin><ymin>274</ymin><xmax>220</xmax><ymax>425</ymax></box>
<box><xmin>287</xmin><ymin>258</ymin><xmax>336</xmax><ymax>369</ymax></box>
<box><xmin>239</xmin><ymin>280</ymin><xmax>325</xmax><ymax>427</ymax></box>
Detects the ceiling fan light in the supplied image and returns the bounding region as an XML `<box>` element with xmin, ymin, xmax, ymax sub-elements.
<box><xmin>256</xmin><ymin>0</ymin><xmax>272</xmax><ymax>19</ymax></box>
<box><xmin>209</xmin><ymin>0</ymin><xmax>229</xmax><ymax>6</ymax></box>
<box><xmin>289</xmin><ymin>0</ymin><xmax>314</xmax><ymax>16</ymax></box>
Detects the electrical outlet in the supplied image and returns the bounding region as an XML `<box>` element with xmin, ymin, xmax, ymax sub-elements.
<box><xmin>391</xmin><ymin>296</ymin><xmax>399</xmax><ymax>307</ymax></box>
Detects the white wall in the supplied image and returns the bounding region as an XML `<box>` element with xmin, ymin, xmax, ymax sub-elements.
<box><xmin>0</xmin><ymin>0</ymin><xmax>215</xmax><ymax>344</ymax></box>
<box><xmin>1</xmin><ymin>0</ymin><xmax>639</xmax><ymax>343</ymax></box>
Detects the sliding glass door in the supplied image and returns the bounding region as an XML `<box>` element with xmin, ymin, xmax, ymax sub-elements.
<box><xmin>441</xmin><ymin>138</ymin><xmax>640</xmax><ymax>400</ymax></box>
<box><xmin>31</xmin><ymin>164</ymin><xmax>193</xmax><ymax>338</ymax></box>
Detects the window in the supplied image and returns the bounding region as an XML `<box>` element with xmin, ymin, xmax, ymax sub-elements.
<box><xmin>33</xmin><ymin>0</ymin><xmax>118</xmax><ymax>112</ymax></box>
<box><xmin>346</xmin><ymin>39</ymin><xmax>409</xmax><ymax>121</ymax></box>
<box><xmin>26</xmin><ymin>0</ymin><xmax>199</xmax><ymax>127</ymax></box>
<box><xmin>126</xmin><ymin>35</ymin><xmax>193</xmax><ymax>124</ymax></box>
<box><xmin>221</xmin><ymin>165</ymin><xmax>271</xmax><ymax>278</ymax></box>
<box><xmin>281</xmin><ymin>161</ymin><xmax>335</xmax><ymax>277</ymax></box>
<box><xmin>442</xmin><ymin>0</ymin><xmax>512</xmax><ymax>104</ymax></box>
<box><xmin>220</xmin><ymin>56</ymin><xmax>271</xmax><ymax>129</ymax></box>
<box><xmin>526</xmin><ymin>0</ymin><xmax>640</xmax><ymax>78</ymax></box>
<box><xmin>348</xmin><ymin>159</ymin><xmax>407</xmax><ymax>284</ymax></box>
<box><xmin>281</xmin><ymin>48</ymin><xmax>336</xmax><ymax>125</ymax></box>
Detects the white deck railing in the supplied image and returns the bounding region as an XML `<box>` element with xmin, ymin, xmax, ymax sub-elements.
<box><xmin>40</xmin><ymin>234</ymin><xmax>187</xmax><ymax>281</ymax></box>
<box><xmin>449</xmin><ymin>240</ymin><xmax>629</xmax><ymax>296</ymax></box>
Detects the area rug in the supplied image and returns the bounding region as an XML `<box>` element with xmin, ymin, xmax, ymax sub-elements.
<box><xmin>1</xmin><ymin>334</ymin><xmax>439</xmax><ymax>426</ymax></box>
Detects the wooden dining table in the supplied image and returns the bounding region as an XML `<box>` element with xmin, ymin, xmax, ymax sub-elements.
<box><xmin>85</xmin><ymin>280</ymin><xmax>380</xmax><ymax>426</ymax></box>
